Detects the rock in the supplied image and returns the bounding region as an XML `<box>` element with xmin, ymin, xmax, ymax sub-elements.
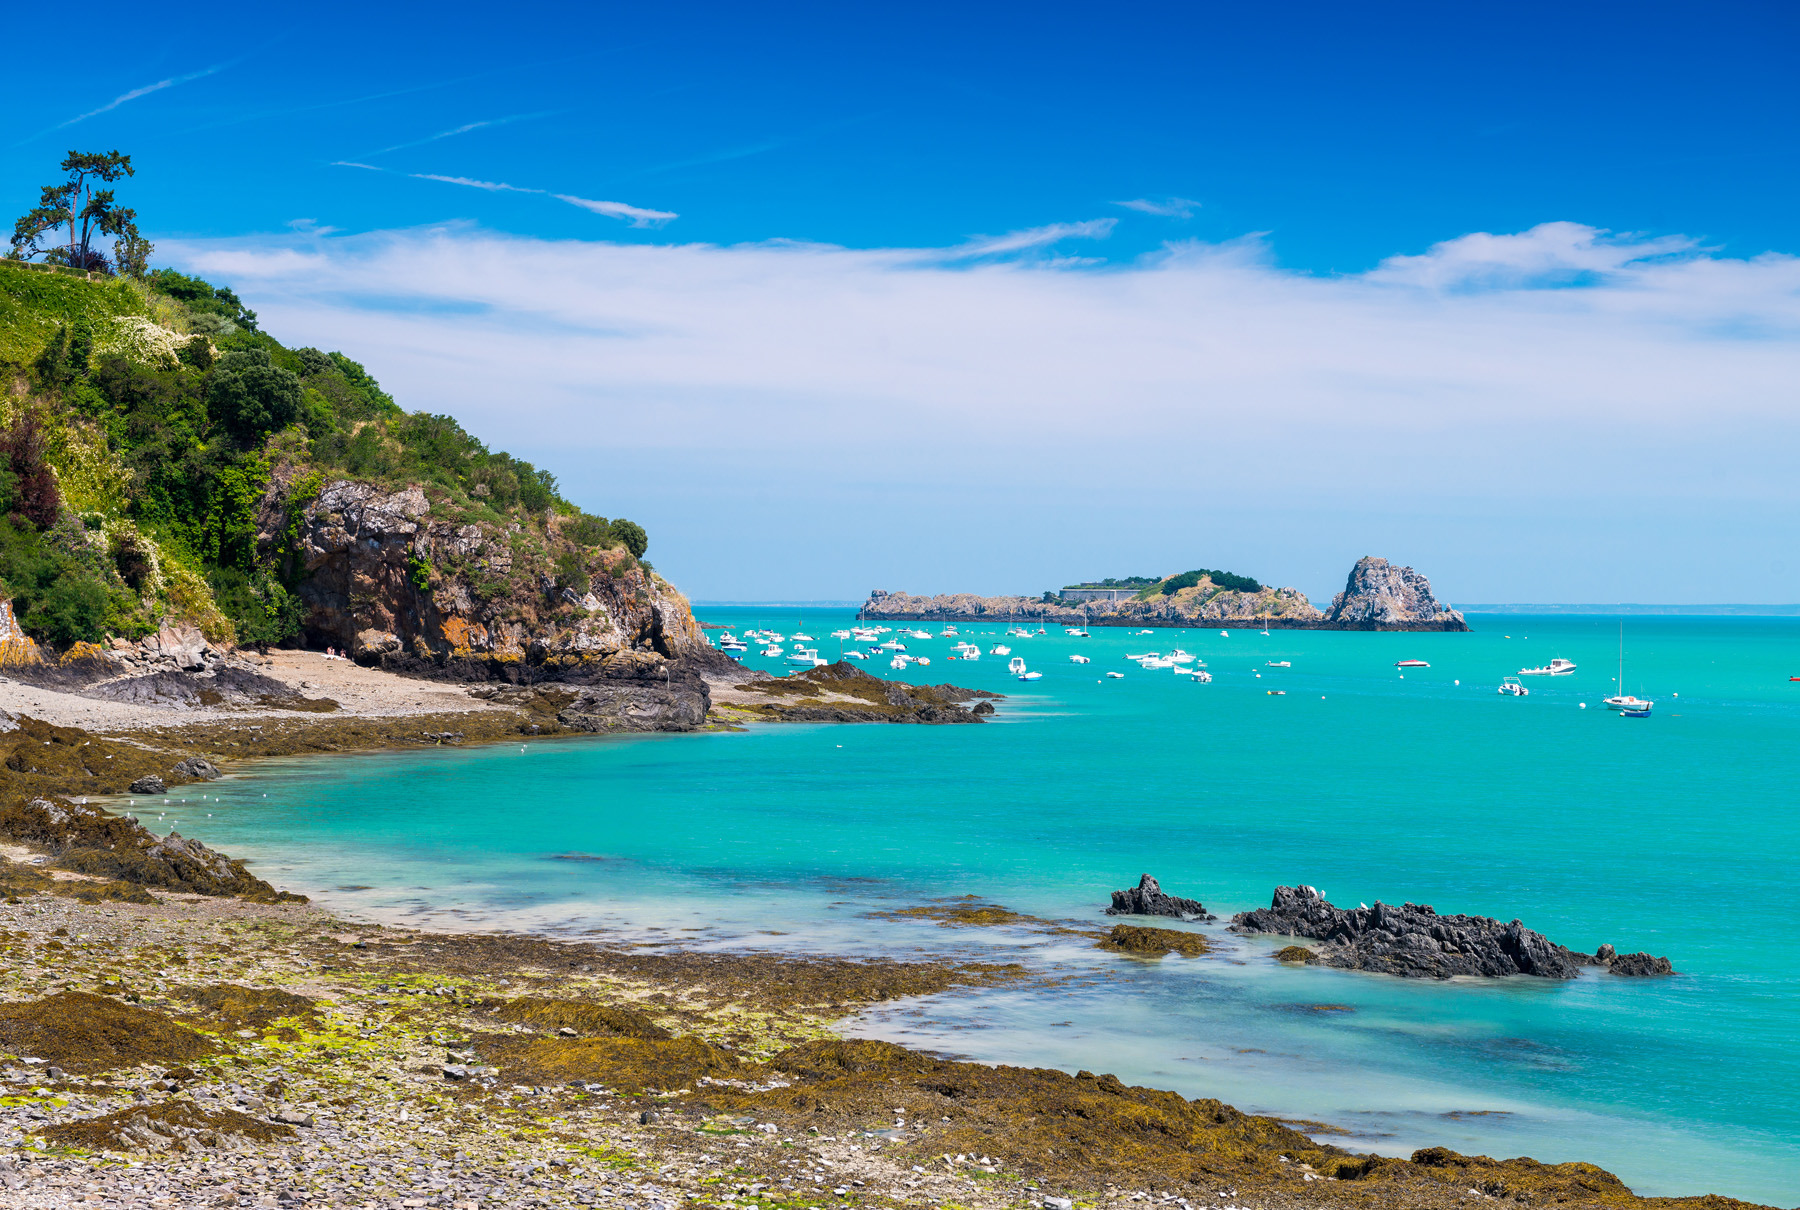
<box><xmin>272</xmin><ymin>1109</ymin><xmax>314</xmax><ymax>1127</ymax></box>
<box><xmin>442</xmin><ymin>1065</ymin><xmax>468</xmax><ymax>1081</ymax></box>
<box><xmin>1595</xmin><ymin>943</ymin><xmax>1616</xmax><ymax>964</ymax></box>
<box><xmin>1105</xmin><ymin>874</ymin><xmax>1214</xmax><ymax>921</ymax></box>
<box><xmin>172</xmin><ymin>757</ymin><xmax>222</xmax><ymax>781</ymax></box>
<box><xmin>971</xmin><ymin>700</ymin><xmax>996</xmax><ymax>716</ymax></box>
<box><xmin>557</xmin><ymin>681</ymin><xmax>710</xmax><ymax>733</ymax></box>
<box><xmin>1044</xmin><ymin>1199</ymin><xmax>1074</xmax><ymax>1210</ymax></box>
<box><xmin>1231</xmin><ymin>885</ymin><xmax>1583</xmax><ymax>979</ymax></box>
<box><xmin>1274</xmin><ymin>945</ymin><xmax>1319</xmax><ymax>964</ymax></box>
<box><xmin>1321</xmin><ymin>557</ymin><xmax>1469</xmax><ymax>631</ymax></box>
<box><xmin>638</xmin><ymin>1110</ymin><xmax>658</xmax><ymax>1125</ymax></box>
<box><xmin>1604</xmin><ymin>951</ymin><xmax>1675</xmax><ymax>976</ymax></box>
<box><xmin>129</xmin><ymin>776</ymin><xmax>167</xmax><ymax>795</ymax></box>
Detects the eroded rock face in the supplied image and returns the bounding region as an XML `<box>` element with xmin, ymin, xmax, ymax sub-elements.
<box><xmin>1105</xmin><ymin>874</ymin><xmax>1215</xmax><ymax>921</ymax></box>
<box><xmin>269</xmin><ymin>478</ymin><xmax>720</xmax><ymax>682</ymax></box>
<box><xmin>1322</xmin><ymin>557</ymin><xmax>1468</xmax><ymax>631</ymax></box>
<box><xmin>1231</xmin><ymin>885</ymin><xmax>1582</xmax><ymax>979</ymax></box>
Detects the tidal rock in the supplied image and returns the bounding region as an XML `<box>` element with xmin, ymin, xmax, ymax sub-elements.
<box><xmin>557</xmin><ymin>681</ymin><xmax>710</xmax><ymax>733</ymax></box>
<box><xmin>1231</xmin><ymin>885</ymin><xmax>1582</xmax><ymax>979</ymax></box>
<box><xmin>128</xmin><ymin>776</ymin><xmax>166</xmax><ymax>795</ymax></box>
<box><xmin>172</xmin><ymin>757</ymin><xmax>222</xmax><ymax>781</ymax></box>
<box><xmin>1105</xmin><ymin>874</ymin><xmax>1214</xmax><ymax>921</ymax></box>
<box><xmin>1602</xmin><ymin>950</ymin><xmax>1675</xmax><ymax>976</ymax></box>
<box><xmin>1321</xmin><ymin>557</ymin><xmax>1469</xmax><ymax>631</ymax></box>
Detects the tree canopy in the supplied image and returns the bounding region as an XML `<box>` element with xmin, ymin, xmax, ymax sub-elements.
<box><xmin>8</xmin><ymin>150</ymin><xmax>150</xmax><ymax>277</ymax></box>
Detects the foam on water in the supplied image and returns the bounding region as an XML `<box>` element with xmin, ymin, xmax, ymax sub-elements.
<box><xmin>190</xmin><ymin>611</ymin><xmax>1800</xmax><ymax>1203</ymax></box>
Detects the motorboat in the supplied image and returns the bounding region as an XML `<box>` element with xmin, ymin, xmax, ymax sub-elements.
<box><xmin>939</xmin><ymin>626</ymin><xmax>960</xmax><ymax>637</ymax></box>
<box><xmin>1497</xmin><ymin>676</ymin><xmax>1529</xmax><ymax>696</ymax></box>
<box><xmin>1185</xmin><ymin>668</ymin><xmax>1213</xmax><ymax>682</ymax></box>
<box><xmin>889</xmin><ymin>655</ymin><xmax>910</xmax><ymax>670</ymax></box>
<box><xmin>1620</xmin><ymin>707</ymin><xmax>1652</xmax><ymax>718</ymax></box>
<box><xmin>761</xmin><ymin>646</ymin><xmax>783</xmax><ymax>657</ymax></box>
<box><xmin>831</xmin><ymin>629</ymin><xmax>852</xmax><ymax>640</ymax></box>
<box><xmin>1069</xmin><ymin>654</ymin><xmax>1090</xmax><ymax>664</ymax></box>
<box><xmin>787</xmin><ymin>647</ymin><xmax>828</xmax><ymax>667</ymax></box>
<box><xmin>1007</xmin><ymin>656</ymin><xmax>1027</xmax><ymax>675</ymax></box>
<box><xmin>1395</xmin><ymin>659</ymin><xmax>1430</xmax><ymax>668</ymax></box>
<box><xmin>1520</xmin><ymin>658</ymin><xmax>1577</xmax><ymax>676</ymax></box>
<box><xmin>1065</xmin><ymin>628</ymin><xmax>1090</xmax><ymax>638</ymax></box>
<box><xmin>842</xmin><ymin>650</ymin><xmax>868</xmax><ymax>660</ymax></box>
<box><xmin>1105</xmin><ymin>671</ymin><xmax>1125</xmax><ymax>678</ymax></box>
<box><xmin>914</xmin><ymin>656</ymin><xmax>930</xmax><ymax>666</ymax></box>
<box><xmin>792</xmin><ymin>632</ymin><xmax>813</xmax><ymax>641</ymax></box>
<box><xmin>1219</xmin><ymin>630</ymin><xmax>1229</xmax><ymax>637</ymax></box>
<box><xmin>1018</xmin><ymin>670</ymin><xmax>1043</xmax><ymax>680</ymax></box>
<box><xmin>880</xmin><ymin>639</ymin><xmax>907</xmax><ymax>651</ymax></box>
<box><xmin>990</xmin><ymin>644</ymin><xmax>1011</xmax><ymax>656</ymax></box>
<box><xmin>718</xmin><ymin>634</ymin><xmax>748</xmax><ymax>652</ymax></box>
<box><xmin>907</xmin><ymin>629</ymin><xmax>932</xmax><ymax>640</ymax></box>
<box><xmin>1265</xmin><ymin>660</ymin><xmax>1291</xmax><ymax>668</ymax></box>
<box><xmin>1134</xmin><ymin>629</ymin><xmax>1154</xmax><ymax>635</ymax></box>
<box><xmin>1168</xmin><ymin>649</ymin><xmax>1196</xmax><ymax>664</ymax></box>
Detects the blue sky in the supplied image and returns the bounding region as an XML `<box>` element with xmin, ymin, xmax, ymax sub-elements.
<box><xmin>6</xmin><ymin>1</ymin><xmax>1800</xmax><ymax>602</ymax></box>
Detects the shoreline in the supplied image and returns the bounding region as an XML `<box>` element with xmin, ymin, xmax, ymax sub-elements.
<box><xmin>0</xmin><ymin>660</ymin><xmax>1781</xmax><ymax>1208</ymax></box>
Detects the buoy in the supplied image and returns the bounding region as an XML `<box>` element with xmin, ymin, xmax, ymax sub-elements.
<box><xmin>1454</xmin><ymin>679</ymin><xmax>1460</xmax><ymax>686</ymax></box>
<box><xmin>1579</xmin><ymin>703</ymin><xmax>1587</xmax><ymax>710</ymax></box>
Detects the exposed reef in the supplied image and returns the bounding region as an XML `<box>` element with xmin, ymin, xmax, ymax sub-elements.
<box><xmin>1232</xmin><ymin>885</ymin><xmax>1586</xmax><ymax>979</ymax></box>
<box><xmin>708</xmin><ymin>661</ymin><xmax>998</xmax><ymax>724</ymax></box>
<box><xmin>1104</xmin><ymin>874</ymin><xmax>1215</xmax><ymax>921</ymax></box>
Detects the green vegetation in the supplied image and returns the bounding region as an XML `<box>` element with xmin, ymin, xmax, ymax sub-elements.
<box><xmin>0</xmin><ymin>152</ymin><xmax>650</xmax><ymax>650</ymax></box>
<box><xmin>1062</xmin><ymin>576</ymin><xmax>1158</xmax><ymax>590</ymax></box>
<box><xmin>1154</xmin><ymin>568</ymin><xmax>1263</xmax><ymax>597</ymax></box>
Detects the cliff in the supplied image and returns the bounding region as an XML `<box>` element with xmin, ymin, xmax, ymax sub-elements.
<box><xmin>1323</xmin><ymin>556</ymin><xmax>1468</xmax><ymax>631</ymax></box>
<box><xmin>865</xmin><ymin>558</ymin><xmax>1468</xmax><ymax>631</ymax></box>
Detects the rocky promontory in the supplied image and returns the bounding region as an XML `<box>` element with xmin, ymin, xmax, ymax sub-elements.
<box><xmin>1105</xmin><ymin>874</ymin><xmax>1215</xmax><ymax>921</ymax></box>
<box><xmin>863</xmin><ymin>556</ymin><xmax>1467</xmax><ymax>631</ymax></box>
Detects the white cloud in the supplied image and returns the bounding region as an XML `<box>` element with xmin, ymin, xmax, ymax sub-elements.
<box><xmin>946</xmin><ymin>219</ymin><xmax>1117</xmax><ymax>258</ymax></box>
<box><xmin>413</xmin><ymin>174</ymin><xmax>539</xmax><ymax>194</ymax></box>
<box><xmin>160</xmin><ymin>221</ymin><xmax>1800</xmax><ymax>601</ymax></box>
<box><xmin>551</xmin><ymin>195</ymin><xmax>679</xmax><ymax>227</ymax></box>
<box><xmin>1114</xmin><ymin>197</ymin><xmax>1200</xmax><ymax>218</ymax></box>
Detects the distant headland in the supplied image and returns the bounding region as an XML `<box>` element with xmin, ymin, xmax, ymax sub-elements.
<box><xmin>862</xmin><ymin>556</ymin><xmax>1470</xmax><ymax>632</ymax></box>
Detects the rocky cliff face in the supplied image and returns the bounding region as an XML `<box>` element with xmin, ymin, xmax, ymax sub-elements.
<box><xmin>261</xmin><ymin>477</ymin><xmax>726</xmax><ymax>684</ymax></box>
<box><xmin>1323</xmin><ymin>557</ymin><xmax>1468</xmax><ymax>631</ymax></box>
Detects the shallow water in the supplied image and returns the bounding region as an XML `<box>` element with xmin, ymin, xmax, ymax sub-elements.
<box><xmin>171</xmin><ymin>612</ymin><xmax>1800</xmax><ymax>1203</ymax></box>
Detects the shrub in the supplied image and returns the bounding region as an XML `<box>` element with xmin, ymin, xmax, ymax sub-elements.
<box><xmin>553</xmin><ymin>551</ymin><xmax>590</xmax><ymax>595</ymax></box>
<box><xmin>1161</xmin><ymin>568</ymin><xmax>1263</xmax><ymax>596</ymax></box>
<box><xmin>608</xmin><ymin>518</ymin><xmax>648</xmax><ymax>558</ymax></box>
<box><xmin>0</xmin><ymin>413</ymin><xmax>63</xmax><ymax>529</ymax></box>
<box><xmin>208</xmin><ymin>350</ymin><xmax>301</xmax><ymax>442</ymax></box>
<box><xmin>564</xmin><ymin>513</ymin><xmax>612</xmax><ymax>547</ymax></box>
<box><xmin>206</xmin><ymin>566</ymin><xmax>301</xmax><ymax>648</ymax></box>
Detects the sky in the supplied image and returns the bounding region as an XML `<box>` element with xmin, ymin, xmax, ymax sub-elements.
<box><xmin>5</xmin><ymin>0</ymin><xmax>1799</xmax><ymax>603</ymax></box>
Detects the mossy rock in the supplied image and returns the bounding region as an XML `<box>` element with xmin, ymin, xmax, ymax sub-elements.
<box><xmin>0</xmin><ymin>991</ymin><xmax>217</xmax><ymax>1074</ymax></box>
<box><xmin>184</xmin><ymin>984</ymin><xmax>317</xmax><ymax>1028</ymax></box>
<box><xmin>492</xmin><ymin>998</ymin><xmax>669</xmax><ymax>1039</ymax></box>
<box><xmin>1097</xmin><ymin>924</ymin><xmax>1209</xmax><ymax>957</ymax></box>
<box><xmin>486</xmin><ymin>1033</ymin><xmax>735</xmax><ymax>1092</ymax></box>
<box><xmin>1275</xmin><ymin>945</ymin><xmax>1319</xmax><ymax>964</ymax></box>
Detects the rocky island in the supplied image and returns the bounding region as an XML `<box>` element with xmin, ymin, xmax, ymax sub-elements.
<box><xmin>863</xmin><ymin>556</ymin><xmax>1469</xmax><ymax>631</ymax></box>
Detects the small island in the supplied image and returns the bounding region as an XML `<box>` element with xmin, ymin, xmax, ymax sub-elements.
<box><xmin>863</xmin><ymin>556</ymin><xmax>1470</xmax><ymax>631</ymax></box>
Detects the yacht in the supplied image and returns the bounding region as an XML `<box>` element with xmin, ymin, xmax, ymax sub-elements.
<box><xmin>1520</xmin><ymin>658</ymin><xmax>1577</xmax><ymax>676</ymax></box>
<box><xmin>787</xmin><ymin>647</ymin><xmax>827</xmax><ymax>667</ymax></box>
<box><xmin>880</xmin><ymin>639</ymin><xmax>907</xmax><ymax>651</ymax></box>
<box><xmin>760</xmin><ymin>646</ymin><xmax>783</xmax><ymax>657</ymax></box>
<box><xmin>718</xmin><ymin>633</ymin><xmax>748</xmax><ymax>652</ymax></box>
<box><xmin>1497</xmin><ymin>676</ymin><xmax>1529</xmax><ymax>696</ymax></box>
<box><xmin>1069</xmin><ymin>654</ymin><xmax>1090</xmax><ymax>664</ymax></box>
<box><xmin>939</xmin><ymin>625</ymin><xmax>960</xmax><ymax>637</ymax></box>
<box><xmin>1065</xmin><ymin>627</ymin><xmax>1090</xmax><ymax>638</ymax></box>
<box><xmin>1167</xmin><ymin>649</ymin><xmax>1196</xmax><ymax>664</ymax></box>
<box><xmin>907</xmin><ymin>629</ymin><xmax>932</xmax><ymax>640</ymax></box>
<box><xmin>1603</xmin><ymin>624</ymin><xmax>1653</xmax><ymax>712</ymax></box>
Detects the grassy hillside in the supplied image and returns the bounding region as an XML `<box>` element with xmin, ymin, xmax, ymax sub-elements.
<box><xmin>0</xmin><ymin>259</ymin><xmax>646</xmax><ymax>650</ymax></box>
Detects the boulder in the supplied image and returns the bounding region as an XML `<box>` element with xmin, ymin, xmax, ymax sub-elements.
<box><xmin>1105</xmin><ymin>874</ymin><xmax>1214</xmax><ymax>921</ymax></box>
<box><xmin>172</xmin><ymin>757</ymin><xmax>222</xmax><ymax>781</ymax></box>
<box><xmin>128</xmin><ymin>775</ymin><xmax>167</xmax><ymax>795</ymax></box>
<box><xmin>1231</xmin><ymin>885</ymin><xmax>1583</xmax><ymax>979</ymax></box>
<box><xmin>1602</xmin><ymin>950</ymin><xmax>1675</xmax><ymax>976</ymax></box>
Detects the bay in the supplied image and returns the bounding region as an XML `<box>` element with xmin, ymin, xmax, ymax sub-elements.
<box><xmin>176</xmin><ymin>611</ymin><xmax>1800</xmax><ymax>1203</ymax></box>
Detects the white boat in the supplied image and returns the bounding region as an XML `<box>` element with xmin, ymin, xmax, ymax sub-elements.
<box><xmin>1007</xmin><ymin>656</ymin><xmax>1027</xmax><ymax>676</ymax></box>
<box><xmin>939</xmin><ymin>626</ymin><xmax>959</xmax><ymax>636</ymax></box>
<box><xmin>1065</xmin><ymin>628</ymin><xmax>1090</xmax><ymax>638</ymax></box>
<box><xmin>1520</xmin><ymin>658</ymin><xmax>1577</xmax><ymax>676</ymax></box>
<box><xmin>1106</xmin><ymin>671</ymin><xmax>1125</xmax><ymax>679</ymax></box>
<box><xmin>1139</xmin><ymin>656</ymin><xmax>1174</xmax><ymax>669</ymax></box>
<box><xmin>954</xmin><ymin>643</ymin><xmax>980</xmax><ymax>661</ymax></box>
<box><xmin>761</xmin><ymin>646</ymin><xmax>783</xmax><ymax>657</ymax></box>
<box><xmin>788</xmin><ymin>647</ymin><xmax>828</xmax><ymax>666</ymax></box>
<box><xmin>990</xmin><ymin>644</ymin><xmax>1011</xmax><ymax>656</ymax></box>
<box><xmin>719</xmin><ymin>635</ymin><xmax>748</xmax><ymax>652</ymax></box>
<box><xmin>1219</xmin><ymin>630</ymin><xmax>1229</xmax><ymax>637</ymax></box>
<box><xmin>1395</xmin><ymin>659</ymin><xmax>1429</xmax><ymax>668</ymax></box>
<box><xmin>1265</xmin><ymin>660</ymin><xmax>1291</xmax><ymax>668</ymax></box>
<box><xmin>1168</xmin><ymin>649</ymin><xmax>1196</xmax><ymax>664</ymax></box>
<box><xmin>880</xmin><ymin>639</ymin><xmax>907</xmax><ymax>651</ymax></box>
<box><xmin>842</xmin><ymin>650</ymin><xmax>868</xmax><ymax>661</ymax></box>
<box><xmin>1069</xmin><ymin>654</ymin><xmax>1090</xmax><ymax>664</ymax></box>
<box><xmin>889</xmin><ymin>655</ymin><xmax>909</xmax><ymax>670</ymax></box>
<box><xmin>1185</xmin><ymin>668</ymin><xmax>1213</xmax><ymax>682</ymax></box>
<box><xmin>1497</xmin><ymin>676</ymin><xmax>1529</xmax><ymax>696</ymax></box>
<box><xmin>831</xmin><ymin>630</ymin><xmax>852</xmax><ymax>640</ymax></box>
<box><xmin>907</xmin><ymin>629</ymin><xmax>932</xmax><ymax>640</ymax></box>
<box><xmin>914</xmin><ymin>656</ymin><xmax>930</xmax><ymax>666</ymax></box>
<box><xmin>1017</xmin><ymin>670</ymin><xmax>1043</xmax><ymax>681</ymax></box>
<box><xmin>1603</xmin><ymin>624</ymin><xmax>1652</xmax><ymax>712</ymax></box>
<box><xmin>1134</xmin><ymin>629</ymin><xmax>1153</xmax><ymax>635</ymax></box>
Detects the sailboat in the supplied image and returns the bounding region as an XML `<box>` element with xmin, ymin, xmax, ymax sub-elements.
<box><xmin>1603</xmin><ymin>623</ymin><xmax>1652</xmax><ymax>714</ymax></box>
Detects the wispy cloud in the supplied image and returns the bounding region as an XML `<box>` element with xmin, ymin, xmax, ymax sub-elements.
<box><xmin>947</xmin><ymin>219</ymin><xmax>1117</xmax><ymax>259</ymax></box>
<box><xmin>335</xmin><ymin>163</ymin><xmax>679</xmax><ymax>226</ymax></box>
<box><xmin>369</xmin><ymin>111</ymin><xmax>558</xmax><ymax>157</ymax></box>
<box><xmin>1114</xmin><ymin>196</ymin><xmax>1200</xmax><ymax>218</ymax></box>
<box><xmin>553</xmin><ymin>195</ymin><xmax>678</xmax><ymax>228</ymax></box>
<box><xmin>13</xmin><ymin>62</ymin><xmax>233</xmax><ymax>146</ymax></box>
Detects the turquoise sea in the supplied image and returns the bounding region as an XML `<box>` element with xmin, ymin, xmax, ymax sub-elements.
<box><xmin>173</xmin><ymin>611</ymin><xmax>1799</xmax><ymax>1204</ymax></box>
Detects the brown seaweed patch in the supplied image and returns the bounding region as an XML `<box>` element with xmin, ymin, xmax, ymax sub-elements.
<box><xmin>184</xmin><ymin>984</ymin><xmax>317</xmax><ymax>1029</ymax></box>
<box><xmin>1095</xmin><ymin>924</ymin><xmax>1210</xmax><ymax>957</ymax></box>
<box><xmin>1274</xmin><ymin>945</ymin><xmax>1319</xmax><ymax>964</ymax></box>
<box><xmin>0</xmin><ymin>991</ymin><xmax>217</xmax><ymax>1074</ymax></box>
<box><xmin>41</xmin><ymin>1100</ymin><xmax>296</xmax><ymax>1153</ymax></box>
<box><xmin>491</xmin><ymin>999</ymin><xmax>669</xmax><ymax>1039</ymax></box>
<box><xmin>486</xmin><ymin>1034</ymin><xmax>737</xmax><ymax>1092</ymax></box>
<box><xmin>866</xmin><ymin>896</ymin><xmax>1045</xmax><ymax>928</ymax></box>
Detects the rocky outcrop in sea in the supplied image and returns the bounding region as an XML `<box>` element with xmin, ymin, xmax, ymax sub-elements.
<box><xmin>1323</xmin><ymin>556</ymin><xmax>1468</xmax><ymax>631</ymax></box>
<box><xmin>1231</xmin><ymin>885</ymin><xmax>1584</xmax><ymax>979</ymax></box>
<box><xmin>1105</xmin><ymin>874</ymin><xmax>1215</xmax><ymax>921</ymax></box>
<box><xmin>863</xmin><ymin>556</ymin><xmax>1467</xmax><ymax>631</ymax></box>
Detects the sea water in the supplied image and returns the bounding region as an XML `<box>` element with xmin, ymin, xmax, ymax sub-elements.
<box><xmin>180</xmin><ymin>612</ymin><xmax>1800</xmax><ymax>1203</ymax></box>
